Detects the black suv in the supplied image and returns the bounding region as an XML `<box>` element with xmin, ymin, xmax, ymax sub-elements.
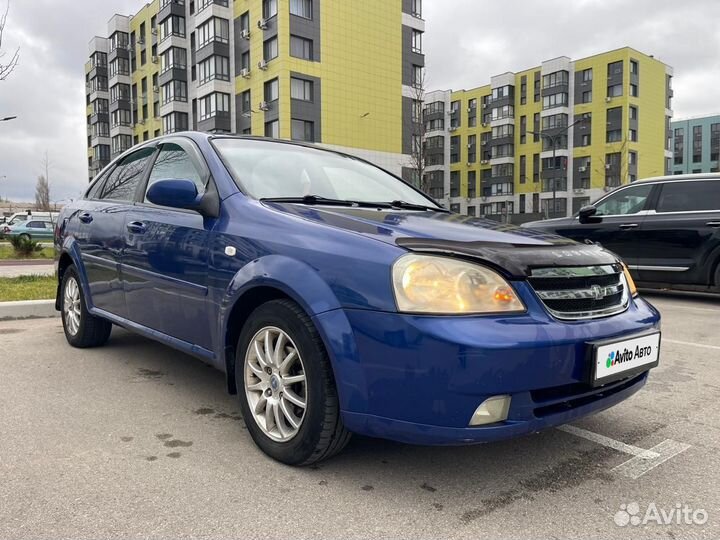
<box><xmin>524</xmin><ymin>174</ymin><xmax>720</xmax><ymax>293</ymax></box>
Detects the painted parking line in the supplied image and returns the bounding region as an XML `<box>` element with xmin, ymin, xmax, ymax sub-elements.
<box><xmin>557</xmin><ymin>424</ymin><xmax>691</xmax><ymax>480</ymax></box>
<box><xmin>557</xmin><ymin>425</ymin><xmax>659</xmax><ymax>459</ymax></box>
<box><xmin>612</xmin><ymin>439</ymin><xmax>692</xmax><ymax>480</ymax></box>
<box><xmin>663</xmin><ymin>338</ymin><xmax>720</xmax><ymax>351</ymax></box>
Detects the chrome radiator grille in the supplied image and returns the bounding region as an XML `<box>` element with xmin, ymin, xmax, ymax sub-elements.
<box><xmin>528</xmin><ymin>265</ymin><xmax>629</xmax><ymax>320</ymax></box>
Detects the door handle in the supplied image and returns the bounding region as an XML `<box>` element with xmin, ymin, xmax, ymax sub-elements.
<box><xmin>706</xmin><ymin>221</ymin><xmax>720</xmax><ymax>228</ymax></box>
<box><xmin>78</xmin><ymin>212</ymin><xmax>93</xmax><ymax>224</ymax></box>
<box><xmin>619</xmin><ymin>223</ymin><xmax>639</xmax><ymax>230</ymax></box>
<box><xmin>126</xmin><ymin>221</ymin><xmax>147</xmax><ymax>234</ymax></box>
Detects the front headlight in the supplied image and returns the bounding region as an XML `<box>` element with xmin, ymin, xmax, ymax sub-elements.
<box><xmin>392</xmin><ymin>254</ymin><xmax>526</xmax><ymax>314</ymax></box>
<box><xmin>622</xmin><ymin>263</ymin><xmax>638</xmax><ymax>297</ymax></box>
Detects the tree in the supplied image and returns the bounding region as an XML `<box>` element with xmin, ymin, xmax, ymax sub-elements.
<box><xmin>0</xmin><ymin>1</ymin><xmax>19</xmax><ymax>81</ymax></box>
<box><xmin>405</xmin><ymin>71</ymin><xmax>430</xmax><ymax>194</ymax></box>
<box><xmin>35</xmin><ymin>175</ymin><xmax>50</xmax><ymax>211</ymax></box>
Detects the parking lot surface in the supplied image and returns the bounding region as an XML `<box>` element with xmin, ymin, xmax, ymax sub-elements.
<box><xmin>1</xmin><ymin>293</ymin><xmax>718</xmax><ymax>539</ymax></box>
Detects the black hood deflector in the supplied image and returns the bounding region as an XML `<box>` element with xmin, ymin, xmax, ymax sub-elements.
<box><xmin>395</xmin><ymin>238</ymin><xmax>621</xmax><ymax>279</ymax></box>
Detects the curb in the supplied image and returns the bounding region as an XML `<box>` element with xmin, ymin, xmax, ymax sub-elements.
<box><xmin>0</xmin><ymin>299</ymin><xmax>59</xmax><ymax>321</ymax></box>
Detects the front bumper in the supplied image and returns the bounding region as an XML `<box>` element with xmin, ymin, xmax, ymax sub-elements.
<box><xmin>313</xmin><ymin>284</ymin><xmax>661</xmax><ymax>445</ymax></box>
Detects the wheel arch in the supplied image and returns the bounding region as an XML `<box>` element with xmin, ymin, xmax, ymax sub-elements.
<box><xmin>219</xmin><ymin>255</ymin><xmax>346</xmax><ymax>395</ymax></box>
<box><xmin>55</xmin><ymin>240</ymin><xmax>91</xmax><ymax>311</ymax></box>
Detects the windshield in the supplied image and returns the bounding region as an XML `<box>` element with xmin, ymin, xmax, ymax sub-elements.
<box><xmin>213</xmin><ymin>138</ymin><xmax>439</xmax><ymax>207</ymax></box>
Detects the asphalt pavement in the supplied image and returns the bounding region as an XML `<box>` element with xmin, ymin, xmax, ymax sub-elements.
<box><xmin>0</xmin><ymin>293</ymin><xmax>718</xmax><ymax>539</ymax></box>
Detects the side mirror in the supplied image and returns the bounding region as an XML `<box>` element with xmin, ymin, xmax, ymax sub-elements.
<box><xmin>146</xmin><ymin>179</ymin><xmax>202</xmax><ymax>211</ymax></box>
<box><xmin>578</xmin><ymin>204</ymin><xmax>602</xmax><ymax>224</ymax></box>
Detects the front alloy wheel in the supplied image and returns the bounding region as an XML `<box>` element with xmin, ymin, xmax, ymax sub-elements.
<box><xmin>244</xmin><ymin>326</ymin><xmax>307</xmax><ymax>442</ymax></box>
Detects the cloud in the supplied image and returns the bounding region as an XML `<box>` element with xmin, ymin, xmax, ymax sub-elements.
<box><xmin>1</xmin><ymin>0</ymin><xmax>719</xmax><ymax>202</ymax></box>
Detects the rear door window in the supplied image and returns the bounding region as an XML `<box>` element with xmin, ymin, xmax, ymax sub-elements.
<box><xmin>656</xmin><ymin>180</ymin><xmax>720</xmax><ymax>213</ymax></box>
<box><xmin>99</xmin><ymin>148</ymin><xmax>155</xmax><ymax>202</ymax></box>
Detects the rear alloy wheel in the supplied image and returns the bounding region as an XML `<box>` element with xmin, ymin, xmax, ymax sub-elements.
<box><xmin>236</xmin><ymin>299</ymin><xmax>351</xmax><ymax>465</ymax></box>
<box><xmin>18</xmin><ymin>233</ymin><xmax>30</xmax><ymax>242</ymax></box>
<box><xmin>60</xmin><ymin>266</ymin><xmax>112</xmax><ymax>348</ymax></box>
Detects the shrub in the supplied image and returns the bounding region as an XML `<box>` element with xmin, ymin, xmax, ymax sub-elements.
<box><xmin>9</xmin><ymin>235</ymin><xmax>43</xmax><ymax>258</ymax></box>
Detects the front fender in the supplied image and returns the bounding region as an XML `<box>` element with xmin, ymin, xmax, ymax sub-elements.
<box><xmin>216</xmin><ymin>255</ymin><xmax>365</xmax><ymax>411</ymax></box>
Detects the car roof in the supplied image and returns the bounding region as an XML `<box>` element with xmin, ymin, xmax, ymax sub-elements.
<box><xmin>636</xmin><ymin>172</ymin><xmax>720</xmax><ymax>184</ymax></box>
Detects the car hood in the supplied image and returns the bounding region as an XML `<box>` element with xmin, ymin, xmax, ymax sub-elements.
<box><xmin>266</xmin><ymin>204</ymin><xmax>619</xmax><ymax>278</ymax></box>
<box><xmin>522</xmin><ymin>216</ymin><xmax>577</xmax><ymax>229</ymax></box>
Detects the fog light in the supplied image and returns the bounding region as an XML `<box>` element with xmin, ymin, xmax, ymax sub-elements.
<box><xmin>468</xmin><ymin>395</ymin><xmax>511</xmax><ymax>426</ymax></box>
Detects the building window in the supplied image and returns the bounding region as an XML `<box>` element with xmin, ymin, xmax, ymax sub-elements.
<box><xmin>264</xmin><ymin>78</ymin><xmax>279</xmax><ymax>102</ymax></box>
<box><xmin>161</xmin><ymin>80</ymin><xmax>187</xmax><ymax>104</ymax></box>
<box><xmin>607</xmin><ymin>84</ymin><xmax>623</xmax><ymax>98</ymax></box>
<box><xmin>240</xmin><ymin>90</ymin><xmax>251</xmax><ymax>114</ymax></box>
<box><xmin>241</xmin><ymin>51</ymin><xmax>250</xmax><ymax>71</ymax></box>
<box><xmin>542</xmin><ymin>70</ymin><xmax>568</xmax><ymax>89</ymax></box>
<box><xmin>608</xmin><ymin>60</ymin><xmax>623</xmax><ymax>76</ymax></box>
<box><xmin>412</xmin><ymin>64</ymin><xmax>423</xmax><ymax>87</ymax></box>
<box><xmin>711</xmin><ymin>123</ymin><xmax>720</xmax><ymax>162</ymax></box>
<box><xmin>162</xmin><ymin>112</ymin><xmax>188</xmax><ymax>134</ymax></box>
<box><xmin>542</xmin><ymin>93</ymin><xmax>568</xmax><ymax>110</ymax></box>
<box><xmin>581</xmin><ymin>90</ymin><xmax>592</xmax><ymax>103</ymax></box>
<box><xmin>693</xmin><ymin>125</ymin><xmax>702</xmax><ymax>162</ymax></box>
<box><xmin>290</xmin><ymin>77</ymin><xmax>313</xmax><ymax>101</ymax></box>
<box><xmin>630</xmin><ymin>59</ymin><xmax>639</xmax><ymax>75</ymax></box>
<box><xmin>449</xmin><ymin>171</ymin><xmax>460</xmax><ymax>197</ymax></box>
<box><xmin>630</xmin><ymin>106</ymin><xmax>638</xmax><ymax>120</ymax></box>
<box><xmin>411</xmin><ymin>0</ymin><xmax>422</xmax><ymax>18</ymax></box>
<box><xmin>520</xmin><ymin>115</ymin><xmax>526</xmax><ymax>144</ymax></box>
<box><xmin>491</xmin><ymin>144</ymin><xmax>514</xmax><ymax>158</ymax></box>
<box><xmin>533</xmin><ymin>153</ymin><xmax>540</xmax><ymax>182</ymax></box>
<box><xmin>290</xmin><ymin>0</ymin><xmax>312</xmax><ymax>19</ymax></box>
<box><xmin>674</xmin><ymin>127</ymin><xmax>684</xmax><ymax>165</ymax></box>
<box><xmin>290</xmin><ymin>35</ymin><xmax>313</xmax><ymax>60</ymax></box>
<box><xmin>467</xmin><ymin>170</ymin><xmax>476</xmax><ymax>197</ymax></box>
<box><xmin>265</xmin><ymin>119</ymin><xmax>279</xmax><ymax>138</ymax></box>
<box><xmin>198</xmin><ymin>0</ymin><xmax>229</xmax><ymax>10</ymax></box>
<box><xmin>629</xmin><ymin>129</ymin><xmax>638</xmax><ymax>142</ymax></box>
<box><xmin>291</xmin><ymin>119</ymin><xmax>315</xmax><ymax>142</ymax></box>
<box><xmin>606</xmin><ymin>129</ymin><xmax>622</xmax><ymax>143</ymax></box>
<box><xmin>533</xmin><ymin>113</ymin><xmax>540</xmax><ymax>142</ymax></box>
<box><xmin>160</xmin><ymin>47</ymin><xmax>187</xmax><ymax>74</ymax></box>
<box><xmin>411</xmin><ymin>30</ymin><xmax>423</xmax><ymax>53</ymax></box>
<box><xmin>519</xmin><ymin>155</ymin><xmax>526</xmax><ymax>184</ymax></box>
<box><xmin>630</xmin><ymin>84</ymin><xmax>638</xmax><ymax>97</ymax></box>
<box><xmin>541</xmin><ymin>113</ymin><xmax>568</xmax><ymax>130</ymax></box>
<box><xmin>263</xmin><ymin>0</ymin><xmax>278</xmax><ymax>19</ymax></box>
<box><xmin>263</xmin><ymin>36</ymin><xmax>278</xmax><ymax>61</ymax></box>
<box><xmin>198</xmin><ymin>92</ymin><xmax>230</xmax><ymax>122</ymax></box>
<box><xmin>159</xmin><ymin>15</ymin><xmax>185</xmax><ymax>41</ymax></box>
<box><xmin>196</xmin><ymin>17</ymin><xmax>229</xmax><ymax>50</ymax></box>
<box><xmin>491</xmin><ymin>124</ymin><xmax>514</xmax><ymax>140</ymax></box>
<box><xmin>491</xmin><ymin>104</ymin><xmax>514</xmax><ymax>120</ymax></box>
<box><xmin>450</xmin><ymin>136</ymin><xmax>460</xmax><ymax>163</ymax></box>
<box><xmin>197</xmin><ymin>55</ymin><xmax>230</xmax><ymax>85</ymax></box>
<box><xmin>629</xmin><ymin>151</ymin><xmax>637</xmax><ymax>166</ymax></box>
<box><xmin>582</xmin><ymin>68</ymin><xmax>593</xmax><ymax>82</ymax></box>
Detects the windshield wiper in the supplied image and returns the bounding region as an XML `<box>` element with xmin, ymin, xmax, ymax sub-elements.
<box><xmin>385</xmin><ymin>200</ymin><xmax>449</xmax><ymax>212</ymax></box>
<box><xmin>261</xmin><ymin>195</ymin><xmax>360</xmax><ymax>207</ymax></box>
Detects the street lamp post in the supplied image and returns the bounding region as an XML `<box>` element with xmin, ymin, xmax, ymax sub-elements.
<box><xmin>528</xmin><ymin>116</ymin><xmax>589</xmax><ymax>218</ymax></box>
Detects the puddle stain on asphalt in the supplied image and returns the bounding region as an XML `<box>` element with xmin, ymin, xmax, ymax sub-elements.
<box><xmin>155</xmin><ymin>433</ymin><xmax>173</xmax><ymax>440</ymax></box>
<box><xmin>120</xmin><ymin>436</ymin><xmax>134</xmax><ymax>442</ymax></box>
<box><xmin>193</xmin><ymin>407</ymin><xmax>243</xmax><ymax>421</ymax></box>
<box><xmin>136</xmin><ymin>368</ymin><xmax>165</xmax><ymax>380</ymax></box>
<box><xmin>421</xmin><ymin>483</ymin><xmax>437</xmax><ymax>493</ymax></box>
<box><xmin>0</xmin><ymin>328</ymin><xmax>25</xmax><ymax>335</ymax></box>
<box><xmin>145</xmin><ymin>456</ymin><xmax>158</xmax><ymax>462</ymax></box>
<box><xmin>361</xmin><ymin>485</ymin><xmax>374</xmax><ymax>491</ymax></box>
<box><xmin>164</xmin><ymin>439</ymin><xmax>193</xmax><ymax>448</ymax></box>
<box><xmin>460</xmin><ymin>447</ymin><xmax>615</xmax><ymax>524</ymax></box>
<box><xmin>166</xmin><ymin>452</ymin><xmax>182</xmax><ymax>458</ymax></box>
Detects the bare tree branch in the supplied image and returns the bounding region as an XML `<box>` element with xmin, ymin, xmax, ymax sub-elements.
<box><xmin>404</xmin><ymin>71</ymin><xmax>429</xmax><ymax>194</ymax></box>
<box><xmin>0</xmin><ymin>1</ymin><xmax>20</xmax><ymax>81</ymax></box>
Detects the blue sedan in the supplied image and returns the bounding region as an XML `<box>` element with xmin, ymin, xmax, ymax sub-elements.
<box><xmin>55</xmin><ymin>133</ymin><xmax>661</xmax><ymax>465</ymax></box>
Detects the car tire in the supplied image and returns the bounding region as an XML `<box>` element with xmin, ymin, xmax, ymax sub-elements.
<box><xmin>60</xmin><ymin>266</ymin><xmax>112</xmax><ymax>348</ymax></box>
<box><xmin>235</xmin><ymin>299</ymin><xmax>351</xmax><ymax>466</ymax></box>
<box><xmin>18</xmin><ymin>233</ymin><xmax>30</xmax><ymax>242</ymax></box>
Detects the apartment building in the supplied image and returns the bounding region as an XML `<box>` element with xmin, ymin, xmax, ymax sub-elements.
<box><xmin>670</xmin><ymin>114</ymin><xmax>720</xmax><ymax>174</ymax></box>
<box><xmin>84</xmin><ymin>0</ymin><xmax>425</xmax><ymax>181</ymax></box>
<box><xmin>424</xmin><ymin>47</ymin><xmax>673</xmax><ymax>220</ymax></box>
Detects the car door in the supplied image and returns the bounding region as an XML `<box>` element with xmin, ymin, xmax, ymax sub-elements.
<box><xmin>634</xmin><ymin>178</ymin><xmax>720</xmax><ymax>287</ymax></box>
<box><xmin>74</xmin><ymin>147</ymin><xmax>157</xmax><ymax>318</ymax></box>
<box><xmin>550</xmin><ymin>183</ymin><xmax>656</xmax><ymax>268</ymax></box>
<box><xmin>121</xmin><ymin>139</ymin><xmax>216</xmax><ymax>350</ymax></box>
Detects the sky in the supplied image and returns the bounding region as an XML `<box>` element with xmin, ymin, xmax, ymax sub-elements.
<box><xmin>0</xmin><ymin>0</ymin><xmax>719</xmax><ymax>203</ymax></box>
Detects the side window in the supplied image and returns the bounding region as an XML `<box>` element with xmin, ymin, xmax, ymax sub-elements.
<box><xmin>144</xmin><ymin>143</ymin><xmax>205</xmax><ymax>203</ymax></box>
<box><xmin>99</xmin><ymin>148</ymin><xmax>155</xmax><ymax>202</ymax></box>
<box><xmin>656</xmin><ymin>180</ymin><xmax>720</xmax><ymax>213</ymax></box>
<box><xmin>86</xmin><ymin>172</ymin><xmax>109</xmax><ymax>200</ymax></box>
<box><xmin>26</xmin><ymin>221</ymin><xmax>41</xmax><ymax>228</ymax></box>
<box><xmin>594</xmin><ymin>184</ymin><xmax>653</xmax><ymax>216</ymax></box>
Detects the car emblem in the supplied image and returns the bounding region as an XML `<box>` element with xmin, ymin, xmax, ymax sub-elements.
<box><xmin>590</xmin><ymin>284</ymin><xmax>605</xmax><ymax>300</ymax></box>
